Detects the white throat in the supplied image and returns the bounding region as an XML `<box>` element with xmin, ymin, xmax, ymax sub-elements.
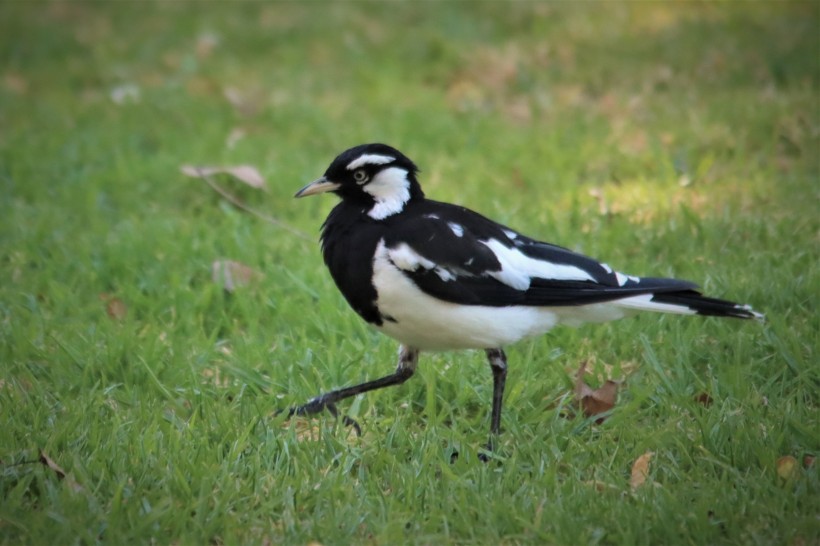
<box><xmin>364</xmin><ymin>167</ymin><xmax>411</xmax><ymax>220</ymax></box>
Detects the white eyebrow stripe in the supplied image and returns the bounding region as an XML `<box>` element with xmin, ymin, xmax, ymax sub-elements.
<box><xmin>346</xmin><ymin>154</ymin><xmax>396</xmax><ymax>171</ymax></box>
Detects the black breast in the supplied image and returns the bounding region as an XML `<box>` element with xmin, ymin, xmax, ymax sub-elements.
<box><xmin>320</xmin><ymin>202</ymin><xmax>387</xmax><ymax>326</ymax></box>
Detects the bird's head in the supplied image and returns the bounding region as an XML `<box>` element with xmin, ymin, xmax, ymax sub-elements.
<box><xmin>295</xmin><ymin>143</ymin><xmax>424</xmax><ymax>220</ymax></box>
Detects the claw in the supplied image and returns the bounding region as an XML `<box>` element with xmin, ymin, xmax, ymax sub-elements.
<box><xmin>478</xmin><ymin>438</ymin><xmax>496</xmax><ymax>463</ymax></box>
<box><xmin>282</xmin><ymin>397</ymin><xmax>362</xmax><ymax>436</ymax></box>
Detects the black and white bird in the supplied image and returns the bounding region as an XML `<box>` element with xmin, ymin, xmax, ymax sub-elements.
<box><xmin>289</xmin><ymin>143</ymin><xmax>762</xmax><ymax>458</ymax></box>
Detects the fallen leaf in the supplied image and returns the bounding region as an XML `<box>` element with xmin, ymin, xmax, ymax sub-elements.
<box><xmin>99</xmin><ymin>293</ymin><xmax>127</xmax><ymax>320</ymax></box>
<box><xmin>776</xmin><ymin>455</ymin><xmax>798</xmax><ymax>481</ymax></box>
<box><xmin>574</xmin><ymin>360</ymin><xmax>619</xmax><ymax>423</ymax></box>
<box><xmin>694</xmin><ymin>392</ymin><xmax>713</xmax><ymax>407</ymax></box>
<box><xmin>196</xmin><ymin>32</ymin><xmax>220</xmax><ymax>59</ymax></box>
<box><xmin>224</xmin><ymin>165</ymin><xmax>265</xmax><ymax>189</ymax></box>
<box><xmin>630</xmin><ymin>451</ymin><xmax>654</xmax><ymax>491</ymax></box>
<box><xmin>4</xmin><ymin>72</ymin><xmax>28</xmax><ymax>94</ymax></box>
<box><xmin>38</xmin><ymin>450</ymin><xmax>83</xmax><ymax>492</ymax></box>
<box><xmin>211</xmin><ymin>259</ymin><xmax>261</xmax><ymax>292</ymax></box>
<box><xmin>38</xmin><ymin>450</ymin><xmax>67</xmax><ymax>479</ymax></box>
<box><xmin>225</xmin><ymin>127</ymin><xmax>246</xmax><ymax>149</ymax></box>
<box><xmin>180</xmin><ymin>165</ymin><xmax>266</xmax><ymax>189</ymax></box>
<box><xmin>222</xmin><ymin>86</ymin><xmax>265</xmax><ymax>117</ymax></box>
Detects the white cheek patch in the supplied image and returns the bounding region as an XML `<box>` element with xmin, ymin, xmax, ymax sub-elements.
<box><xmin>481</xmin><ymin>238</ymin><xmax>595</xmax><ymax>290</ymax></box>
<box><xmin>365</xmin><ymin>167</ymin><xmax>411</xmax><ymax>220</ymax></box>
<box><xmin>346</xmin><ymin>154</ymin><xmax>395</xmax><ymax>171</ymax></box>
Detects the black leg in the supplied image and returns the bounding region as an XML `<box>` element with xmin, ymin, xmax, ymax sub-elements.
<box><xmin>480</xmin><ymin>348</ymin><xmax>508</xmax><ymax>461</ymax></box>
<box><xmin>286</xmin><ymin>346</ymin><xmax>419</xmax><ymax>435</ymax></box>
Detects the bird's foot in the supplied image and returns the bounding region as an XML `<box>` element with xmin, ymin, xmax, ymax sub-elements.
<box><xmin>477</xmin><ymin>438</ymin><xmax>497</xmax><ymax>463</ymax></box>
<box><xmin>285</xmin><ymin>396</ymin><xmax>362</xmax><ymax>436</ymax></box>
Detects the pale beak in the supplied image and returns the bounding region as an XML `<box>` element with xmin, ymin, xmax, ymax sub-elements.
<box><xmin>294</xmin><ymin>176</ymin><xmax>341</xmax><ymax>198</ymax></box>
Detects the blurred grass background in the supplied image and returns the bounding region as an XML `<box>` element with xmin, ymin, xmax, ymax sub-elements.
<box><xmin>1</xmin><ymin>2</ymin><xmax>818</xmax><ymax>545</ymax></box>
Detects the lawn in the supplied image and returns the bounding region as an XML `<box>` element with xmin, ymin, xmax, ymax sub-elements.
<box><xmin>1</xmin><ymin>2</ymin><xmax>818</xmax><ymax>545</ymax></box>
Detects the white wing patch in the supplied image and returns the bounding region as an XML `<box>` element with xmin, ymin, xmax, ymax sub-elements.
<box><xmin>615</xmin><ymin>271</ymin><xmax>640</xmax><ymax>286</ymax></box>
<box><xmin>346</xmin><ymin>153</ymin><xmax>395</xmax><ymax>171</ymax></box>
<box><xmin>364</xmin><ymin>167</ymin><xmax>411</xmax><ymax>220</ymax></box>
<box><xmin>387</xmin><ymin>242</ymin><xmax>455</xmax><ymax>282</ymax></box>
<box><xmin>448</xmin><ymin>222</ymin><xmax>464</xmax><ymax>237</ymax></box>
<box><xmin>388</xmin><ymin>242</ymin><xmax>435</xmax><ymax>271</ymax></box>
<box><xmin>614</xmin><ymin>294</ymin><xmax>696</xmax><ymax>315</ymax></box>
<box><xmin>481</xmin><ymin>238</ymin><xmax>595</xmax><ymax>291</ymax></box>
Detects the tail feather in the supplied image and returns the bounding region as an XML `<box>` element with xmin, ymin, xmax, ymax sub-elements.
<box><xmin>651</xmin><ymin>290</ymin><xmax>764</xmax><ymax>321</ymax></box>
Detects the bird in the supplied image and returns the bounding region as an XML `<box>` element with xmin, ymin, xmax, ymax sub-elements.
<box><xmin>289</xmin><ymin>143</ymin><xmax>763</xmax><ymax>460</ymax></box>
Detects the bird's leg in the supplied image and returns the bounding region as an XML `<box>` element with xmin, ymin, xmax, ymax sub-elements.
<box><xmin>480</xmin><ymin>348</ymin><xmax>508</xmax><ymax>461</ymax></box>
<box><xmin>286</xmin><ymin>346</ymin><xmax>419</xmax><ymax>435</ymax></box>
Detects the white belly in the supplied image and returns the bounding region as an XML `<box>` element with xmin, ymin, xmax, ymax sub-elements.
<box><xmin>371</xmin><ymin>241</ymin><xmax>634</xmax><ymax>351</ymax></box>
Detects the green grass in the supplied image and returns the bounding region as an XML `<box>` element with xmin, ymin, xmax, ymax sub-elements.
<box><xmin>1</xmin><ymin>2</ymin><xmax>818</xmax><ymax>545</ymax></box>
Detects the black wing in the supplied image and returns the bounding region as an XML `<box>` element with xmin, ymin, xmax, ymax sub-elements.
<box><xmin>382</xmin><ymin>200</ymin><xmax>698</xmax><ymax>307</ymax></box>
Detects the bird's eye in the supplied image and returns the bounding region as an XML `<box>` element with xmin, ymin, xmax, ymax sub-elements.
<box><xmin>353</xmin><ymin>169</ymin><xmax>368</xmax><ymax>184</ymax></box>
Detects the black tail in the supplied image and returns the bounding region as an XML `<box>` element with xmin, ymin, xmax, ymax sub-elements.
<box><xmin>652</xmin><ymin>290</ymin><xmax>764</xmax><ymax>321</ymax></box>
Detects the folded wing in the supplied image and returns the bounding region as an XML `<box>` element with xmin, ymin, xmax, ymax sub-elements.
<box><xmin>380</xmin><ymin>202</ymin><xmax>759</xmax><ymax>320</ymax></box>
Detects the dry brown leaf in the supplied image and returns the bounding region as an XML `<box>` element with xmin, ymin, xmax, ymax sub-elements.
<box><xmin>180</xmin><ymin>165</ymin><xmax>266</xmax><ymax>189</ymax></box>
<box><xmin>225</xmin><ymin>127</ymin><xmax>246</xmax><ymax>149</ymax></box>
<box><xmin>38</xmin><ymin>450</ymin><xmax>83</xmax><ymax>492</ymax></box>
<box><xmin>196</xmin><ymin>32</ymin><xmax>219</xmax><ymax>59</ymax></box>
<box><xmin>4</xmin><ymin>72</ymin><xmax>28</xmax><ymax>94</ymax></box>
<box><xmin>694</xmin><ymin>392</ymin><xmax>713</xmax><ymax>407</ymax></box>
<box><xmin>99</xmin><ymin>293</ymin><xmax>127</xmax><ymax>320</ymax></box>
<box><xmin>574</xmin><ymin>360</ymin><xmax>619</xmax><ymax>423</ymax></box>
<box><xmin>630</xmin><ymin>451</ymin><xmax>654</xmax><ymax>491</ymax></box>
<box><xmin>211</xmin><ymin>259</ymin><xmax>261</xmax><ymax>292</ymax></box>
<box><xmin>225</xmin><ymin>166</ymin><xmax>265</xmax><ymax>189</ymax></box>
<box><xmin>222</xmin><ymin>86</ymin><xmax>265</xmax><ymax>117</ymax></box>
<box><xmin>776</xmin><ymin>455</ymin><xmax>799</xmax><ymax>481</ymax></box>
<box><xmin>38</xmin><ymin>450</ymin><xmax>67</xmax><ymax>479</ymax></box>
